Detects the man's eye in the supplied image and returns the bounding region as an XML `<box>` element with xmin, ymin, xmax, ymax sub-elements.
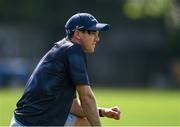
<box><xmin>91</xmin><ymin>32</ymin><xmax>97</xmax><ymax>35</ymax></box>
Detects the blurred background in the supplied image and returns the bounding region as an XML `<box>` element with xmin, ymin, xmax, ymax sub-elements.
<box><xmin>0</xmin><ymin>0</ymin><xmax>180</xmax><ymax>88</ymax></box>
<box><xmin>0</xmin><ymin>0</ymin><xmax>180</xmax><ymax>126</ymax></box>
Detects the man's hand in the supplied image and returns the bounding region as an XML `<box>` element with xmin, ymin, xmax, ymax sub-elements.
<box><xmin>101</xmin><ymin>106</ymin><xmax>121</xmax><ymax>120</ymax></box>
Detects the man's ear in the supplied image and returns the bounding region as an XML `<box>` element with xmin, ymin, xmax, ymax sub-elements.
<box><xmin>73</xmin><ymin>30</ymin><xmax>81</xmax><ymax>40</ymax></box>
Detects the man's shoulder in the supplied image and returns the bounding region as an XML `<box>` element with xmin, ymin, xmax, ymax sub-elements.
<box><xmin>55</xmin><ymin>38</ymin><xmax>81</xmax><ymax>50</ymax></box>
<box><xmin>55</xmin><ymin>38</ymin><xmax>73</xmax><ymax>47</ymax></box>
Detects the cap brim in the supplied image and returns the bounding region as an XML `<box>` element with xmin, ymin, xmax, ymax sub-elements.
<box><xmin>87</xmin><ymin>23</ymin><xmax>110</xmax><ymax>31</ymax></box>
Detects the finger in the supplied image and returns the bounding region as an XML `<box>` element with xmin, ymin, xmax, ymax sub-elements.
<box><xmin>112</xmin><ymin>113</ymin><xmax>120</xmax><ymax>120</ymax></box>
<box><xmin>109</xmin><ymin>110</ymin><xmax>120</xmax><ymax>120</ymax></box>
<box><xmin>111</xmin><ymin>108</ymin><xmax>120</xmax><ymax>120</ymax></box>
<box><xmin>112</xmin><ymin>106</ymin><xmax>120</xmax><ymax>111</ymax></box>
<box><xmin>112</xmin><ymin>107</ymin><xmax>121</xmax><ymax>114</ymax></box>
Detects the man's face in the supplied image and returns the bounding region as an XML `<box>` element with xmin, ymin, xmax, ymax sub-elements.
<box><xmin>78</xmin><ymin>30</ymin><xmax>100</xmax><ymax>53</ymax></box>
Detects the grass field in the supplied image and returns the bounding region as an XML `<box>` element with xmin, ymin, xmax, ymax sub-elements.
<box><xmin>0</xmin><ymin>87</ymin><xmax>180</xmax><ymax>126</ymax></box>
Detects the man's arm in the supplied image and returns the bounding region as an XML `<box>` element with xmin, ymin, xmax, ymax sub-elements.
<box><xmin>70</xmin><ymin>98</ymin><xmax>121</xmax><ymax>120</ymax></box>
<box><xmin>76</xmin><ymin>85</ymin><xmax>101</xmax><ymax>126</ymax></box>
<box><xmin>70</xmin><ymin>98</ymin><xmax>85</xmax><ymax>117</ymax></box>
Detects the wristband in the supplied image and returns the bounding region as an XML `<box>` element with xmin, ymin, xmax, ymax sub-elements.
<box><xmin>99</xmin><ymin>109</ymin><xmax>104</xmax><ymax>117</ymax></box>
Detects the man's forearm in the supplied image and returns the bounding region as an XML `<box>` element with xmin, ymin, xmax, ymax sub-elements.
<box><xmin>70</xmin><ymin>99</ymin><xmax>105</xmax><ymax>118</ymax></box>
<box><xmin>70</xmin><ymin>98</ymin><xmax>120</xmax><ymax>121</ymax></box>
<box><xmin>70</xmin><ymin>99</ymin><xmax>106</xmax><ymax>118</ymax></box>
<box><xmin>80</xmin><ymin>95</ymin><xmax>101</xmax><ymax>126</ymax></box>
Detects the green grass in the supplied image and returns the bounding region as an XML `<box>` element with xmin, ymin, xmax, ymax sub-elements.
<box><xmin>0</xmin><ymin>87</ymin><xmax>180</xmax><ymax>126</ymax></box>
<box><xmin>94</xmin><ymin>88</ymin><xmax>180</xmax><ymax>126</ymax></box>
<box><xmin>0</xmin><ymin>87</ymin><xmax>23</xmax><ymax>126</ymax></box>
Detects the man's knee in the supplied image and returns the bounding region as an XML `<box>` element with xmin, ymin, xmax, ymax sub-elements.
<box><xmin>75</xmin><ymin>117</ymin><xmax>90</xmax><ymax>126</ymax></box>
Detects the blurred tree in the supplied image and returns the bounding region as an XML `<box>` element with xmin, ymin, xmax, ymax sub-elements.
<box><xmin>123</xmin><ymin>0</ymin><xmax>180</xmax><ymax>32</ymax></box>
<box><xmin>166</xmin><ymin>0</ymin><xmax>180</xmax><ymax>58</ymax></box>
<box><xmin>123</xmin><ymin>0</ymin><xmax>170</xmax><ymax>19</ymax></box>
<box><xmin>166</xmin><ymin>0</ymin><xmax>180</xmax><ymax>30</ymax></box>
<box><xmin>123</xmin><ymin>0</ymin><xmax>180</xmax><ymax>88</ymax></box>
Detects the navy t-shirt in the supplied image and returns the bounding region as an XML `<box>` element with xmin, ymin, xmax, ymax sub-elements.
<box><xmin>14</xmin><ymin>38</ymin><xmax>90</xmax><ymax>126</ymax></box>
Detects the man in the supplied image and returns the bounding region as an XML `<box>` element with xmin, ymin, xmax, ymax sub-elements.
<box><xmin>10</xmin><ymin>13</ymin><xmax>121</xmax><ymax>126</ymax></box>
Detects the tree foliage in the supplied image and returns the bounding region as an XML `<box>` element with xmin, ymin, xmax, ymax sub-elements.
<box><xmin>123</xmin><ymin>0</ymin><xmax>170</xmax><ymax>19</ymax></box>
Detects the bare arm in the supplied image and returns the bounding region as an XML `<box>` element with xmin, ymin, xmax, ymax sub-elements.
<box><xmin>70</xmin><ymin>98</ymin><xmax>85</xmax><ymax>117</ymax></box>
<box><xmin>70</xmin><ymin>98</ymin><xmax>121</xmax><ymax>120</ymax></box>
<box><xmin>76</xmin><ymin>85</ymin><xmax>101</xmax><ymax>126</ymax></box>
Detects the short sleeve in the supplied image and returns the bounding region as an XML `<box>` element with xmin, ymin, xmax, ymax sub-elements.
<box><xmin>67</xmin><ymin>45</ymin><xmax>90</xmax><ymax>86</ymax></box>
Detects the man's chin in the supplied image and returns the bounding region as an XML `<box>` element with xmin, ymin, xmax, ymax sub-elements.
<box><xmin>85</xmin><ymin>49</ymin><xmax>95</xmax><ymax>54</ymax></box>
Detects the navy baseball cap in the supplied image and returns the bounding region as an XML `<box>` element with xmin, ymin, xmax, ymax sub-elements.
<box><xmin>65</xmin><ymin>13</ymin><xmax>110</xmax><ymax>36</ymax></box>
